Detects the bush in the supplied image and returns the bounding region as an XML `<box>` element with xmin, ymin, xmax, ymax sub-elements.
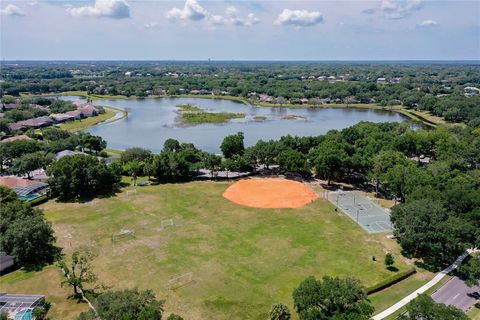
<box><xmin>366</xmin><ymin>267</ymin><xmax>416</xmax><ymax>294</ymax></box>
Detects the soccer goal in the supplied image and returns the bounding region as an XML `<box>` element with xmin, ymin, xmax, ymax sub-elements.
<box><xmin>111</xmin><ymin>229</ymin><xmax>135</xmax><ymax>242</ymax></box>
<box><xmin>168</xmin><ymin>272</ymin><xmax>194</xmax><ymax>290</ymax></box>
<box><xmin>126</xmin><ymin>189</ymin><xmax>137</xmax><ymax>196</ymax></box>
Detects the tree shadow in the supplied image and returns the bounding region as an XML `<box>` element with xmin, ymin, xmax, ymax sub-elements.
<box><xmin>387</xmin><ymin>266</ymin><xmax>399</xmax><ymax>272</ymax></box>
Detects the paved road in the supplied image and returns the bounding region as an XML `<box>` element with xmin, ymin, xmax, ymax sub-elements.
<box><xmin>432</xmin><ymin>276</ymin><xmax>480</xmax><ymax>311</ymax></box>
<box><xmin>372</xmin><ymin>250</ymin><xmax>474</xmax><ymax>320</ymax></box>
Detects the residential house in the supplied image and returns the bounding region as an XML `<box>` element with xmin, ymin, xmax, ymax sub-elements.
<box><xmin>0</xmin><ymin>176</ymin><xmax>48</xmax><ymax>199</ymax></box>
<box><xmin>50</xmin><ymin>113</ymin><xmax>75</xmax><ymax>123</ymax></box>
<box><xmin>65</xmin><ymin>110</ymin><xmax>82</xmax><ymax>119</ymax></box>
<box><xmin>1</xmin><ymin>134</ymin><xmax>32</xmax><ymax>143</ymax></box>
<box><xmin>17</xmin><ymin>116</ymin><xmax>53</xmax><ymax>128</ymax></box>
<box><xmin>7</xmin><ymin>123</ymin><xmax>26</xmax><ymax>132</ymax></box>
<box><xmin>77</xmin><ymin>104</ymin><xmax>98</xmax><ymax>117</ymax></box>
<box><xmin>55</xmin><ymin>150</ymin><xmax>87</xmax><ymax>160</ymax></box>
<box><xmin>377</xmin><ymin>77</ymin><xmax>387</xmax><ymax>84</ymax></box>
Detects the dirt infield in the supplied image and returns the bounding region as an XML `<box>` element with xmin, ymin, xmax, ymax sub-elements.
<box><xmin>222</xmin><ymin>178</ymin><xmax>318</xmax><ymax>208</ymax></box>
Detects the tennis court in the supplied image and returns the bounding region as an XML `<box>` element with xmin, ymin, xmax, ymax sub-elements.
<box><xmin>327</xmin><ymin>191</ymin><xmax>393</xmax><ymax>233</ymax></box>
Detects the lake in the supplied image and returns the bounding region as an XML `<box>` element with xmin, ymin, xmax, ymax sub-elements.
<box><xmin>62</xmin><ymin>96</ymin><xmax>415</xmax><ymax>153</ymax></box>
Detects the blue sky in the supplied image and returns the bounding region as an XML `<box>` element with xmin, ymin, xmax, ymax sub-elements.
<box><xmin>1</xmin><ymin>0</ymin><xmax>479</xmax><ymax>60</ymax></box>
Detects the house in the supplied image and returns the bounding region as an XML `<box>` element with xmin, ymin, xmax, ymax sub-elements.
<box><xmin>17</xmin><ymin>116</ymin><xmax>53</xmax><ymax>128</ymax></box>
<box><xmin>259</xmin><ymin>94</ymin><xmax>273</xmax><ymax>103</ymax></box>
<box><xmin>50</xmin><ymin>113</ymin><xmax>75</xmax><ymax>123</ymax></box>
<box><xmin>77</xmin><ymin>104</ymin><xmax>98</xmax><ymax>117</ymax></box>
<box><xmin>300</xmin><ymin>98</ymin><xmax>309</xmax><ymax>104</ymax></box>
<box><xmin>125</xmin><ymin>71</ymin><xmax>132</xmax><ymax>77</ymax></box>
<box><xmin>318</xmin><ymin>76</ymin><xmax>326</xmax><ymax>81</ymax></box>
<box><xmin>2</xmin><ymin>103</ymin><xmax>20</xmax><ymax>110</ymax></box>
<box><xmin>55</xmin><ymin>150</ymin><xmax>87</xmax><ymax>160</ymax></box>
<box><xmin>464</xmin><ymin>86</ymin><xmax>480</xmax><ymax>97</ymax></box>
<box><xmin>0</xmin><ymin>176</ymin><xmax>48</xmax><ymax>199</ymax></box>
<box><xmin>7</xmin><ymin>123</ymin><xmax>26</xmax><ymax>132</ymax></box>
<box><xmin>377</xmin><ymin>77</ymin><xmax>387</xmax><ymax>84</ymax></box>
<box><xmin>0</xmin><ymin>293</ymin><xmax>46</xmax><ymax>319</ymax></box>
<box><xmin>65</xmin><ymin>110</ymin><xmax>82</xmax><ymax>119</ymax></box>
<box><xmin>328</xmin><ymin>76</ymin><xmax>336</xmax><ymax>81</ymax></box>
<box><xmin>1</xmin><ymin>134</ymin><xmax>32</xmax><ymax>143</ymax></box>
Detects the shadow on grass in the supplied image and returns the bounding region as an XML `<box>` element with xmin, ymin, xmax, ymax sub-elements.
<box><xmin>387</xmin><ymin>266</ymin><xmax>399</xmax><ymax>272</ymax></box>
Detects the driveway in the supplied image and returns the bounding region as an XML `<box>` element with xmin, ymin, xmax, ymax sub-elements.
<box><xmin>432</xmin><ymin>276</ymin><xmax>480</xmax><ymax>311</ymax></box>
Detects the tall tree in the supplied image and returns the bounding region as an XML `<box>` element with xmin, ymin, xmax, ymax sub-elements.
<box><xmin>399</xmin><ymin>294</ymin><xmax>468</xmax><ymax>320</ymax></box>
<box><xmin>292</xmin><ymin>276</ymin><xmax>373</xmax><ymax>320</ymax></box>
<box><xmin>220</xmin><ymin>132</ymin><xmax>245</xmax><ymax>159</ymax></box>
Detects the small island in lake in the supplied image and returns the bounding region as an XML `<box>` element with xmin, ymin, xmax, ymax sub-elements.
<box><xmin>176</xmin><ymin>104</ymin><xmax>245</xmax><ymax>125</ymax></box>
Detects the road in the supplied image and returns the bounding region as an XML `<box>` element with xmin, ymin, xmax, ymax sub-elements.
<box><xmin>432</xmin><ymin>276</ymin><xmax>480</xmax><ymax>311</ymax></box>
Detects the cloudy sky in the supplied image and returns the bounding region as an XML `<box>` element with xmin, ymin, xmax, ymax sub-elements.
<box><xmin>1</xmin><ymin>0</ymin><xmax>479</xmax><ymax>60</ymax></box>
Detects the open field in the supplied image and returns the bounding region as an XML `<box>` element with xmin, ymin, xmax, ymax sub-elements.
<box><xmin>3</xmin><ymin>181</ymin><xmax>434</xmax><ymax>319</ymax></box>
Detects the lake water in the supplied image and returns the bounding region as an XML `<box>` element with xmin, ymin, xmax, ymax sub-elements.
<box><xmin>60</xmin><ymin>96</ymin><xmax>414</xmax><ymax>153</ymax></box>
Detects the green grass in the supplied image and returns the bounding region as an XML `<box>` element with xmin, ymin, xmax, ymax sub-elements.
<box><xmin>468</xmin><ymin>305</ymin><xmax>480</xmax><ymax>319</ymax></box>
<box><xmin>176</xmin><ymin>104</ymin><xmax>245</xmax><ymax>124</ymax></box>
<box><xmin>2</xmin><ymin>181</ymin><xmax>432</xmax><ymax>319</ymax></box>
<box><xmin>58</xmin><ymin>110</ymin><xmax>116</xmax><ymax>132</ymax></box>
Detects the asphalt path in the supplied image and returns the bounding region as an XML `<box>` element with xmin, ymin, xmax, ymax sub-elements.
<box><xmin>432</xmin><ymin>276</ymin><xmax>480</xmax><ymax>311</ymax></box>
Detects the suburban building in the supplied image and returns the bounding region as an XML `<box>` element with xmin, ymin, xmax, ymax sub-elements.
<box><xmin>1</xmin><ymin>135</ymin><xmax>32</xmax><ymax>143</ymax></box>
<box><xmin>17</xmin><ymin>116</ymin><xmax>54</xmax><ymax>129</ymax></box>
<box><xmin>377</xmin><ymin>77</ymin><xmax>387</xmax><ymax>84</ymax></box>
<box><xmin>0</xmin><ymin>176</ymin><xmax>48</xmax><ymax>200</ymax></box>
<box><xmin>50</xmin><ymin>113</ymin><xmax>75</xmax><ymax>123</ymax></box>
<box><xmin>0</xmin><ymin>293</ymin><xmax>45</xmax><ymax>319</ymax></box>
<box><xmin>0</xmin><ymin>253</ymin><xmax>15</xmax><ymax>274</ymax></box>
<box><xmin>55</xmin><ymin>150</ymin><xmax>87</xmax><ymax>160</ymax></box>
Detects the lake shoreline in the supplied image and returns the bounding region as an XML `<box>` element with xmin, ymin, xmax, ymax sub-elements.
<box><xmin>24</xmin><ymin>91</ymin><xmax>443</xmax><ymax>128</ymax></box>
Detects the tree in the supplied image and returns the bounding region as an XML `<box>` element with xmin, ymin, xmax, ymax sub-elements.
<box><xmin>270</xmin><ymin>303</ymin><xmax>291</xmax><ymax>320</ymax></box>
<box><xmin>120</xmin><ymin>147</ymin><xmax>152</xmax><ymax>164</ymax></box>
<box><xmin>204</xmin><ymin>154</ymin><xmax>222</xmax><ymax>177</ymax></box>
<box><xmin>244</xmin><ymin>140</ymin><xmax>281</xmax><ymax>170</ymax></box>
<box><xmin>220</xmin><ymin>132</ymin><xmax>245</xmax><ymax>159</ymax></box>
<box><xmin>48</xmin><ymin>154</ymin><xmax>120</xmax><ymax>200</ymax></box>
<box><xmin>0</xmin><ymin>200</ymin><xmax>58</xmax><ymax>267</ymax></box>
<box><xmin>32</xmin><ymin>301</ymin><xmax>51</xmax><ymax>320</ymax></box>
<box><xmin>0</xmin><ymin>185</ymin><xmax>17</xmax><ymax>203</ymax></box>
<box><xmin>399</xmin><ymin>294</ymin><xmax>468</xmax><ymax>320</ymax></box>
<box><xmin>123</xmin><ymin>161</ymin><xmax>144</xmax><ymax>186</ymax></box>
<box><xmin>163</xmin><ymin>138</ymin><xmax>181</xmax><ymax>152</ymax></box>
<box><xmin>12</xmin><ymin>151</ymin><xmax>53</xmax><ymax>179</ymax></box>
<box><xmin>391</xmin><ymin>199</ymin><xmax>473</xmax><ymax>264</ymax></box>
<box><xmin>167</xmin><ymin>314</ymin><xmax>184</xmax><ymax>320</ymax></box>
<box><xmin>384</xmin><ymin>253</ymin><xmax>395</xmax><ymax>269</ymax></box>
<box><xmin>310</xmin><ymin>141</ymin><xmax>349</xmax><ymax>185</ymax></box>
<box><xmin>78</xmin><ymin>289</ymin><xmax>165</xmax><ymax>320</ymax></box>
<box><xmin>369</xmin><ymin>150</ymin><xmax>408</xmax><ymax>195</ymax></box>
<box><xmin>458</xmin><ymin>254</ymin><xmax>480</xmax><ymax>287</ymax></box>
<box><xmin>79</xmin><ymin>134</ymin><xmax>106</xmax><ymax>155</ymax></box>
<box><xmin>277</xmin><ymin>148</ymin><xmax>309</xmax><ymax>175</ymax></box>
<box><xmin>59</xmin><ymin>249</ymin><xmax>97</xmax><ymax>297</ymax></box>
<box><xmin>381</xmin><ymin>162</ymin><xmax>430</xmax><ymax>202</ymax></box>
<box><xmin>292</xmin><ymin>276</ymin><xmax>374</xmax><ymax>320</ymax></box>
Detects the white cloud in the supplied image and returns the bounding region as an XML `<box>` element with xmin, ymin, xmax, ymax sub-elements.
<box><xmin>166</xmin><ymin>0</ymin><xmax>207</xmax><ymax>21</ymax></box>
<box><xmin>380</xmin><ymin>0</ymin><xmax>423</xmax><ymax>19</ymax></box>
<box><xmin>417</xmin><ymin>19</ymin><xmax>438</xmax><ymax>28</ymax></box>
<box><xmin>144</xmin><ymin>21</ymin><xmax>159</xmax><ymax>29</ymax></box>
<box><xmin>67</xmin><ymin>0</ymin><xmax>130</xmax><ymax>19</ymax></box>
<box><xmin>224</xmin><ymin>6</ymin><xmax>260</xmax><ymax>26</ymax></box>
<box><xmin>0</xmin><ymin>4</ymin><xmax>26</xmax><ymax>17</ymax></box>
<box><xmin>275</xmin><ymin>9</ymin><xmax>324</xmax><ymax>27</ymax></box>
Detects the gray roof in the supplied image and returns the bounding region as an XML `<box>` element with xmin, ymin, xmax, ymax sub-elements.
<box><xmin>55</xmin><ymin>150</ymin><xmax>86</xmax><ymax>160</ymax></box>
<box><xmin>13</xmin><ymin>182</ymin><xmax>48</xmax><ymax>197</ymax></box>
<box><xmin>0</xmin><ymin>293</ymin><xmax>44</xmax><ymax>315</ymax></box>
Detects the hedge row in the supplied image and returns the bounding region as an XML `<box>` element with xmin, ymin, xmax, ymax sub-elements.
<box><xmin>366</xmin><ymin>267</ymin><xmax>417</xmax><ymax>295</ymax></box>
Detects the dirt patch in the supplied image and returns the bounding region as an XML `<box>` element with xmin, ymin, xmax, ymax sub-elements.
<box><xmin>222</xmin><ymin>178</ymin><xmax>318</xmax><ymax>209</ymax></box>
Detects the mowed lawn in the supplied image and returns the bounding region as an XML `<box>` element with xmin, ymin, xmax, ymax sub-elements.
<box><xmin>3</xmin><ymin>181</ymin><xmax>421</xmax><ymax>319</ymax></box>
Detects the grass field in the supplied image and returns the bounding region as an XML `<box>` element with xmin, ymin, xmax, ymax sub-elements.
<box><xmin>58</xmin><ymin>110</ymin><xmax>116</xmax><ymax>132</ymax></box>
<box><xmin>2</xmin><ymin>181</ymin><xmax>432</xmax><ymax>319</ymax></box>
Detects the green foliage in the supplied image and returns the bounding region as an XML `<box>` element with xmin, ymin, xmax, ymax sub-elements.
<box><xmin>399</xmin><ymin>294</ymin><xmax>468</xmax><ymax>320</ymax></box>
<box><xmin>12</xmin><ymin>151</ymin><xmax>54</xmax><ymax>178</ymax></box>
<box><xmin>120</xmin><ymin>147</ymin><xmax>152</xmax><ymax>164</ymax></box>
<box><xmin>278</xmin><ymin>148</ymin><xmax>309</xmax><ymax>174</ymax></box>
<box><xmin>458</xmin><ymin>253</ymin><xmax>480</xmax><ymax>287</ymax></box>
<box><xmin>365</xmin><ymin>267</ymin><xmax>416</xmax><ymax>294</ymax></box>
<box><xmin>0</xmin><ymin>200</ymin><xmax>58</xmax><ymax>267</ymax></box>
<box><xmin>220</xmin><ymin>132</ymin><xmax>245</xmax><ymax>159</ymax></box>
<box><xmin>47</xmin><ymin>154</ymin><xmax>120</xmax><ymax>200</ymax></box>
<box><xmin>79</xmin><ymin>133</ymin><xmax>107</xmax><ymax>155</ymax></box>
<box><xmin>32</xmin><ymin>301</ymin><xmax>51</xmax><ymax>320</ymax></box>
<box><xmin>270</xmin><ymin>303</ymin><xmax>291</xmax><ymax>320</ymax></box>
<box><xmin>309</xmin><ymin>139</ymin><xmax>349</xmax><ymax>184</ymax></box>
<box><xmin>384</xmin><ymin>253</ymin><xmax>395</xmax><ymax>267</ymax></box>
<box><xmin>79</xmin><ymin>289</ymin><xmax>165</xmax><ymax>320</ymax></box>
<box><xmin>167</xmin><ymin>314</ymin><xmax>184</xmax><ymax>320</ymax></box>
<box><xmin>292</xmin><ymin>276</ymin><xmax>374</xmax><ymax>320</ymax></box>
<box><xmin>60</xmin><ymin>249</ymin><xmax>97</xmax><ymax>296</ymax></box>
<box><xmin>0</xmin><ymin>185</ymin><xmax>18</xmax><ymax>203</ymax></box>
